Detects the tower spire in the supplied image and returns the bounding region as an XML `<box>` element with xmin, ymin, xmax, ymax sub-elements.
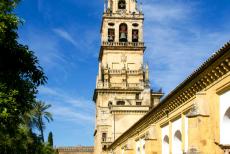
<box><xmin>140</xmin><ymin>0</ymin><xmax>143</xmax><ymax>13</ymax></box>
<box><xmin>104</xmin><ymin>0</ymin><xmax>107</xmax><ymax>13</ymax></box>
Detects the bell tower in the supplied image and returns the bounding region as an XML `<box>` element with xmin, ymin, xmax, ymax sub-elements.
<box><xmin>93</xmin><ymin>0</ymin><xmax>163</xmax><ymax>153</ymax></box>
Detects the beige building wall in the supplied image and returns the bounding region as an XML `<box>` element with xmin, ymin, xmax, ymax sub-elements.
<box><xmin>57</xmin><ymin>146</ymin><xmax>94</xmax><ymax>154</ymax></box>
<box><xmin>107</xmin><ymin>42</ymin><xmax>230</xmax><ymax>154</ymax></box>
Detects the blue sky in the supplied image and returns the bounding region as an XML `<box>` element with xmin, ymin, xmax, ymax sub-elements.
<box><xmin>16</xmin><ymin>0</ymin><xmax>230</xmax><ymax>147</ymax></box>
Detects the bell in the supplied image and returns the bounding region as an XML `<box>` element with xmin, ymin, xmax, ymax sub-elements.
<box><xmin>108</xmin><ymin>35</ymin><xmax>114</xmax><ymax>42</ymax></box>
<box><xmin>120</xmin><ymin>32</ymin><xmax>127</xmax><ymax>41</ymax></box>
<box><xmin>132</xmin><ymin>34</ymin><xmax>138</xmax><ymax>42</ymax></box>
<box><xmin>133</xmin><ymin>34</ymin><xmax>138</xmax><ymax>39</ymax></box>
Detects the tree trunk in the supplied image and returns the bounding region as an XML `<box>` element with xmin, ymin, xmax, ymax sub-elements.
<box><xmin>39</xmin><ymin>116</ymin><xmax>44</xmax><ymax>142</ymax></box>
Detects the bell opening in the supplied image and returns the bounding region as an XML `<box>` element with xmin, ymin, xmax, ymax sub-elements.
<box><xmin>119</xmin><ymin>23</ymin><xmax>128</xmax><ymax>42</ymax></box>
<box><xmin>108</xmin><ymin>28</ymin><xmax>115</xmax><ymax>42</ymax></box>
<box><xmin>132</xmin><ymin>29</ymin><xmax>138</xmax><ymax>42</ymax></box>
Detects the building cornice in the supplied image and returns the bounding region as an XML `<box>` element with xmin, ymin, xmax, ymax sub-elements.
<box><xmin>108</xmin><ymin>41</ymin><xmax>230</xmax><ymax>150</ymax></box>
<box><xmin>93</xmin><ymin>88</ymin><xmax>144</xmax><ymax>102</ymax></box>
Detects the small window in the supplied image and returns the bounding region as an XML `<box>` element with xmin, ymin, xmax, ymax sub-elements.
<box><xmin>132</xmin><ymin>23</ymin><xmax>139</xmax><ymax>27</ymax></box>
<box><xmin>118</xmin><ymin>0</ymin><xmax>126</xmax><ymax>9</ymax></box>
<box><xmin>132</xmin><ymin>29</ymin><xmax>138</xmax><ymax>42</ymax></box>
<box><xmin>108</xmin><ymin>22</ymin><xmax>115</xmax><ymax>26</ymax></box>
<box><xmin>136</xmin><ymin>93</ymin><xmax>140</xmax><ymax>99</ymax></box>
<box><xmin>117</xmin><ymin>101</ymin><xmax>125</xmax><ymax>106</ymax></box>
<box><xmin>136</xmin><ymin>102</ymin><xmax>141</xmax><ymax>106</ymax></box>
<box><xmin>108</xmin><ymin>29</ymin><xmax>115</xmax><ymax>42</ymax></box>
<box><xmin>102</xmin><ymin>133</ymin><xmax>107</xmax><ymax>142</ymax></box>
<box><xmin>108</xmin><ymin>101</ymin><xmax>112</xmax><ymax>107</ymax></box>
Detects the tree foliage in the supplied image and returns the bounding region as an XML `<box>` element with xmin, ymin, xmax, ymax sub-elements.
<box><xmin>48</xmin><ymin>132</ymin><xmax>53</xmax><ymax>147</ymax></box>
<box><xmin>33</xmin><ymin>101</ymin><xmax>53</xmax><ymax>142</ymax></box>
<box><xmin>0</xmin><ymin>0</ymin><xmax>46</xmax><ymax>134</ymax></box>
<box><xmin>0</xmin><ymin>0</ymin><xmax>55</xmax><ymax>153</ymax></box>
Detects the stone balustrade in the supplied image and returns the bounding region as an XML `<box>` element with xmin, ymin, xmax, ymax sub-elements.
<box><xmin>108</xmin><ymin>69</ymin><xmax>143</xmax><ymax>75</ymax></box>
<box><xmin>102</xmin><ymin>41</ymin><xmax>144</xmax><ymax>48</ymax></box>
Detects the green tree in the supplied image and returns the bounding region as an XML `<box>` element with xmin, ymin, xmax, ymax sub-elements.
<box><xmin>33</xmin><ymin>101</ymin><xmax>53</xmax><ymax>142</ymax></box>
<box><xmin>0</xmin><ymin>0</ymin><xmax>47</xmax><ymax>153</ymax></box>
<box><xmin>48</xmin><ymin>131</ymin><xmax>53</xmax><ymax>147</ymax></box>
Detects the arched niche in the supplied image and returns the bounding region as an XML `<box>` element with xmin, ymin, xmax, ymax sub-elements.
<box><xmin>162</xmin><ymin>135</ymin><xmax>169</xmax><ymax>154</ymax></box>
<box><xmin>224</xmin><ymin>107</ymin><xmax>230</xmax><ymax>120</ymax></box>
<box><xmin>220</xmin><ymin>90</ymin><xmax>230</xmax><ymax>144</ymax></box>
<box><xmin>173</xmin><ymin>130</ymin><xmax>182</xmax><ymax>154</ymax></box>
<box><xmin>222</xmin><ymin>107</ymin><xmax>230</xmax><ymax>144</ymax></box>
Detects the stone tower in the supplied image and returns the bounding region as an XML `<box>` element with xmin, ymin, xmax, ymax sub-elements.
<box><xmin>93</xmin><ymin>0</ymin><xmax>163</xmax><ymax>153</ymax></box>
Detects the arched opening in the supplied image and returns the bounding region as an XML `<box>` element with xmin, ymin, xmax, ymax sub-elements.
<box><xmin>132</xmin><ymin>29</ymin><xmax>139</xmax><ymax>42</ymax></box>
<box><xmin>108</xmin><ymin>28</ymin><xmax>115</xmax><ymax>42</ymax></box>
<box><xmin>119</xmin><ymin>23</ymin><xmax>128</xmax><ymax>42</ymax></box>
<box><xmin>220</xmin><ymin>91</ymin><xmax>230</xmax><ymax>144</ymax></box>
<box><xmin>118</xmin><ymin>0</ymin><xmax>126</xmax><ymax>9</ymax></box>
<box><xmin>102</xmin><ymin>132</ymin><xmax>107</xmax><ymax>142</ymax></box>
<box><xmin>222</xmin><ymin>107</ymin><xmax>230</xmax><ymax>144</ymax></box>
<box><xmin>173</xmin><ymin>130</ymin><xmax>182</xmax><ymax>154</ymax></box>
<box><xmin>162</xmin><ymin>135</ymin><xmax>169</xmax><ymax>154</ymax></box>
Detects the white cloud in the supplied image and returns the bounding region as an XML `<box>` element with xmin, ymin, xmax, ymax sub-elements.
<box><xmin>39</xmin><ymin>86</ymin><xmax>93</xmax><ymax>109</ymax></box>
<box><xmin>143</xmin><ymin>0</ymin><xmax>230</xmax><ymax>94</ymax></box>
<box><xmin>38</xmin><ymin>86</ymin><xmax>95</xmax><ymax>124</ymax></box>
<box><xmin>53</xmin><ymin>28</ymin><xmax>78</xmax><ymax>47</ymax></box>
<box><xmin>50</xmin><ymin>105</ymin><xmax>94</xmax><ymax>123</ymax></box>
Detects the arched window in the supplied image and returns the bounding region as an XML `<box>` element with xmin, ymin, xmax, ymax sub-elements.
<box><xmin>220</xmin><ymin>90</ymin><xmax>230</xmax><ymax>144</ymax></box>
<box><xmin>173</xmin><ymin>130</ymin><xmax>182</xmax><ymax>154</ymax></box>
<box><xmin>163</xmin><ymin>135</ymin><xmax>169</xmax><ymax>154</ymax></box>
<box><xmin>117</xmin><ymin>101</ymin><xmax>125</xmax><ymax>106</ymax></box>
<box><xmin>118</xmin><ymin>0</ymin><xmax>126</xmax><ymax>9</ymax></box>
<box><xmin>119</xmin><ymin>23</ymin><xmax>128</xmax><ymax>42</ymax></box>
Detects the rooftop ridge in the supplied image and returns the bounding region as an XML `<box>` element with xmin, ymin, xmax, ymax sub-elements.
<box><xmin>108</xmin><ymin>40</ymin><xmax>230</xmax><ymax>149</ymax></box>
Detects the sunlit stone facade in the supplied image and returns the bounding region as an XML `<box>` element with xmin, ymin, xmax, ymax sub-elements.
<box><xmin>93</xmin><ymin>0</ymin><xmax>163</xmax><ymax>153</ymax></box>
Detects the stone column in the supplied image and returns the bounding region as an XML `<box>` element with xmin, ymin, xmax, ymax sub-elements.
<box><xmin>186</xmin><ymin>92</ymin><xmax>211</xmax><ymax>154</ymax></box>
<box><xmin>145</xmin><ymin>125</ymin><xmax>160</xmax><ymax>154</ymax></box>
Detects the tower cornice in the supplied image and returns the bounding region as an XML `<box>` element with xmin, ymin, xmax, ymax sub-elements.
<box><xmin>93</xmin><ymin>88</ymin><xmax>145</xmax><ymax>102</ymax></box>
